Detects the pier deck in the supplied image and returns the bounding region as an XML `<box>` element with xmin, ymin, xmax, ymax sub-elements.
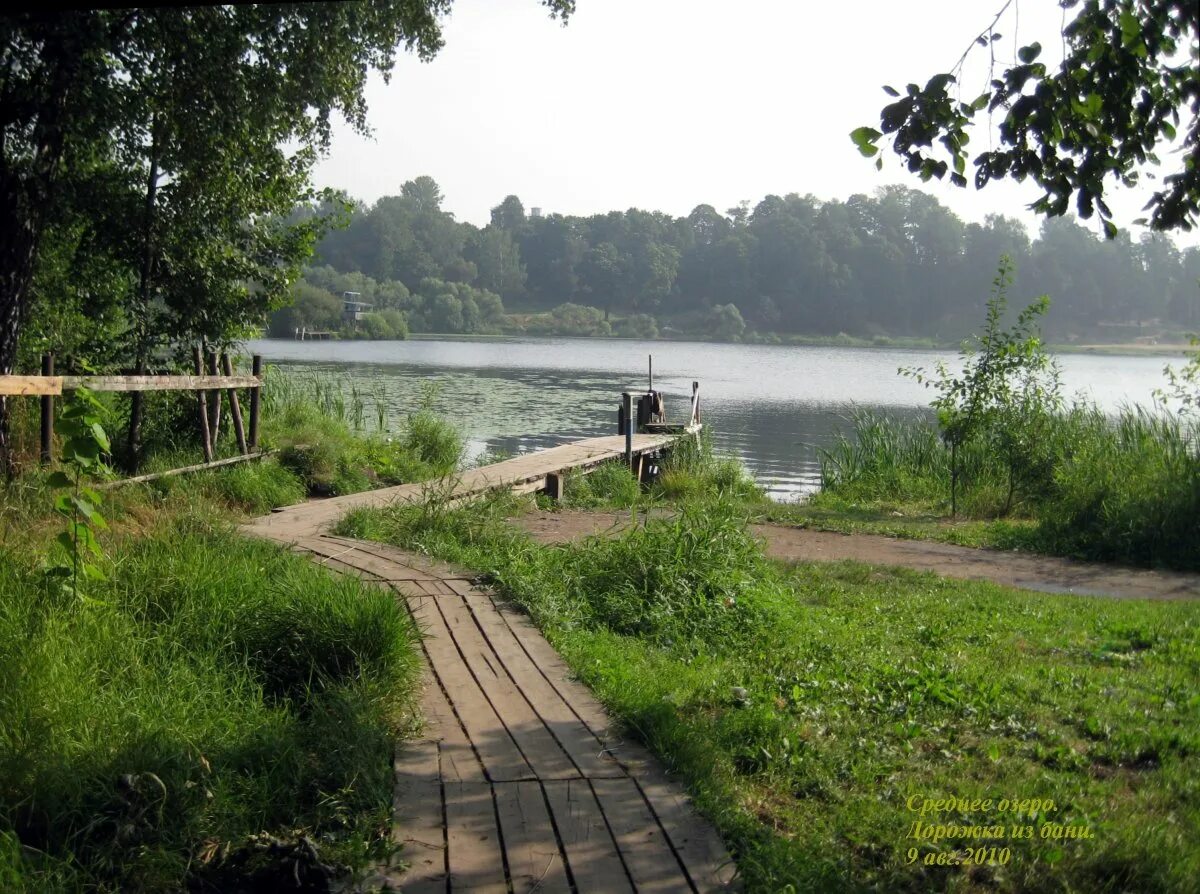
<box><xmin>248</xmin><ymin>432</ymin><xmax>681</xmax><ymax>542</ymax></box>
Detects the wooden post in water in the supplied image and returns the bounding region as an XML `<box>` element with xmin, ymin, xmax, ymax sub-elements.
<box><xmin>39</xmin><ymin>352</ymin><xmax>53</xmax><ymax>465</ymax></box>
<box><xmin>221</xmin><ymin>353</ymin><xmax>248</xmax><ymax>454</ymax></box>
<box><xmin>193</xmin><ymin>345</ymin><xmax>214</xmax><ymax>462</ymax></box>
<box><xmin>249</xmin><ymin>354</ymin><xmax>262</xmax><ymax>451</ymax></box>
<box><xmin>622</xmin><ymin>391</ymin><xmax>633</xmax><ymax>469</ymax></box>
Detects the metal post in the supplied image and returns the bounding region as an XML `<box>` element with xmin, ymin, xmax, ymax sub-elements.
<box><xmin>39</xmin><ymin>352</ymin><xmax>53</xmax><ymax>464</ymax></box>
<box><xmin>648</xmin><ymin>354</ymin><xmax>653</xmax><ymax>392</ymax></box>
<box><xmin>249</xmin><ymin>354</ymin><xmax>262</xmax><ymax>451</ymax></box>
<box><xmin>622</xmin><ymin>391</ymin><xmax>633</xmax><ymax>469</ymax></box>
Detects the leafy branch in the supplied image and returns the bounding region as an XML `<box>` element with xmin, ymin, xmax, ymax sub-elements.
<box><xmin>46</xmin><ymin>387</ymin><xmax>111</xmax><ymax>599</ymax></box>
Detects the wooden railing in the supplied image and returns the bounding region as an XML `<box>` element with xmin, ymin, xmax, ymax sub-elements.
<box><xmin>0</xmin><ymin>350</ymin><xmax>264</xmax><ymax>470</ymax></box>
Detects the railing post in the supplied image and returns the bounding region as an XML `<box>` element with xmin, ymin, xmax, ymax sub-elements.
<box><xmin>193</xmin><ymin>345</ymin><xmax>214</xmax><ymax>463</ymax></box>
<box><xmin>39</xmin><ymin>352</ymin><xmax>53</xmax><ymax>465</ymax></box>
<box><xmin>221</xmin><ymin>353</ymin><xmax>248</xmax><ymax>455</ymax></box>
<box><xmin>622</xmin><ymin>391</ymin><xmax>633</xmax><ymax>470</ymax></box>
<box><xmin>249</xmin><ymin>354</ymin><xmax>262</xmax><ymax>451</ymax></box>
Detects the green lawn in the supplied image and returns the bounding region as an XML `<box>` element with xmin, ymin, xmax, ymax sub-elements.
<box><xmin>340</xmin><ymin>494</ymin><xmax>1200</xmax><ymax>892</ymax></box>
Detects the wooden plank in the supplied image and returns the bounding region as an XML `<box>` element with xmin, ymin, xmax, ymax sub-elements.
<box><xmin>421</xmin><ymin>674</ymin><xmax>487</xmax><ymax>785</ymax></box>
<box><xmin>390</xmin><ymin>779</ymin><xmax>446</xmax><ymax>893</ymax></box>
<box><xmin>433</xmin><ymin>594</ymin><xmax>582</xmax><ymax>781</ymax></box>
<box><xmin>493</xmin><ymin>781</ymin><xmax>571</xmax><ymax>893</ymax></box>
<box><xmin>59</xmin><ymin>374</ymin><xmax>262</xmax><ymax>392</ymax></box>
<box><xmin>592</xmin><ymin>777</ymin><xmax>688</xmax><ymax>892</ymax></box>
<box><xmin>409</xmin><ymin>594</ymin><xmax>535</xmax><ymax>783</ymax></box>
<box><xmin>459</xmin><ymin>590</ymin><xmax>625</xmax><ymax>780</ymax></box>
<box><xmin>636</xmin><ymin>769</ymin><xmax>739</xmax><ymax>892</ymax></box>
<box><xmin>485</xmin><ymin>594</ymin><xmax>615</xmax><ymax>742</ymax></box>
<box><xmin>391</xmin><ymin>676</ymin><xmax>447</xmax><ymax>893</ymax></box>
<box><xmin>99</xmin><ymin>450</ymin><xmax>274</xmax><ymax>489</ymax></box>
<box><xmin>543</xmin><ymin>780</ymin><xmax>634</xmax><ymax>893</ymax></box>
<box><xmin>0</xmin><ymin>375</ymin><xmax>62</xmax><ymax>396</ymax></box>
<box><xmin>444</xmin><ymin>781</ymin><xmax>508</xmax><ymax>894</ymax></box>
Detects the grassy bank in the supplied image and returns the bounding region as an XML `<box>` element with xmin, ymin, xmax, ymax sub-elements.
<box><xmin>0</xmin><ymin>375</ymin><xmax>465</xmax><ymax>890</ymax></box>
<box><xmin>803</xmin><ymin>407</ymin><xmax>1200</xmax><ymax>570</ymax></box>
<box><xmin>336</xmin><ymin>492</ymin><xmax>1200</xmax><ymax>892</ymax></box>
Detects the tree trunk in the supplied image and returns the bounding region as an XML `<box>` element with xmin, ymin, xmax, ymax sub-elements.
<box><xmin>126</xmin><ymin>122</ymin><xmax>160</xmax><ymax>474</ymax></box>
<box><xmin>0</xmin><ymin>17</ymin><xmax>91</xmax><ymax>477</ymax></box>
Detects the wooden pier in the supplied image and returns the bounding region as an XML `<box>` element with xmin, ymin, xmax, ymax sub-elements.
<box><xmin>249</xmin><ymin>432</ymin><xmax>684</xmax><ymax>542</ymax></box>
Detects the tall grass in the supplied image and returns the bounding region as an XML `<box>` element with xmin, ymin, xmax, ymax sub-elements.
<box><xmin>817</xmin><ymin>405</ymin><xmax>1200</xmax><ymax>568</ymax></box>
<box><xmin>0</xmin><ymin>517</ymin><xmax>419</xmax><ymax>890</ymax></box>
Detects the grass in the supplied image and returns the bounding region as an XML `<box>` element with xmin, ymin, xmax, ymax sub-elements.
<box><xmin>337</xmin><ymin>493</ymin><xmax>1200</xmax><ymax>892</ymax></box>
<box><xmin>804</xmin><ymin>407</ymin><xmax>1200</xmax><ymax>571</ymax></box>
<box><xmin>0</xmin><ymin>509</ymin><xmax>420</xmax><ymax>891</ymax></box>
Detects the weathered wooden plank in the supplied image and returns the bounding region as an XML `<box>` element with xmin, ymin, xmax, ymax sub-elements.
<box><xmin>543</xmin><ymin>780</ymin><xmax>634</xmax><ymax>893</ymax></box>
<box><xmin>493</xmin><ymin>781</ymin><xmax>571</xmax><ymax>893</ymax></box>
<box><xmin>389</xmin><ymin>779</ymin><xmax>446</xmax><ymax>893</ymax></box>
<box><xmin>444</xmin><ymin>781</ymin><xmax>508</xmax><ymax>894</ymax></box>
<box><xmin>0</xmin><ymin>375</ymin><xmax>62</xmax><ymax>396</ymax></box>
<box><xmin>409</xmin><ymin>594</ymin><xmax>535</xmax><ymax>783</ymax></box>
<box><xmin>59</xmin><ymin>374</ymin><xmax>261</xmax><ymax>392</ymax></box>
<box><xmin>433</xmin><ymin>594</ymin><xmax>582</xmax><ymax>781</ymax></box>
<box><xmin>460</xmin><ymin>590</ymin><xmax>624</xmax><ymax>780</ymax></box>
<box><xmin>421</xmin><ymin>673</ymin><xmax>487</xmax><ymax>785</ymax></box>
<box><xmin>636</xmin><ymin>768</ymin><xmax>739</xmax><ymax>892</ymax></box>
<box><xmin>391</xmin><ymin>679</ymin><xmax>446</xmax><ymax>894</ymax></box>
<box><xmin>99</xmin><ymin>450</ymin><xmax>274</xmax><ymax>489</ymax></box>
<box><xmin>592</xmin><ymin>777</ymin><xmax>687</xmax><ymax>892</ymax></box>
<box><xmin>484</xmin><ymin>594</ymin><xmax>614</xmax><ymax>741</ymax></box>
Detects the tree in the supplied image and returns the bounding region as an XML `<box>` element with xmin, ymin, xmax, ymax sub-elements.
<box><xmin>0</xmin><ymin>2</ymin><xmax>574</xmax><ymax>471</ymax></box>
<box><xmin>853</xmin><ymin>1</ymin><xmax>1199</xmax><ymax>236</ymax></box>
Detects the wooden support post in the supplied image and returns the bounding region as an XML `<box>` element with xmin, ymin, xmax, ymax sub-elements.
<box><xmin>545</xmin><ymin>472</ymin><xmax>565</xmax><ymax>502</ymax></box>
<box><xmin>249</xmin><ymin>354</ymin><xmax>262</xmax><ymax>451</ymax></box>
<box><xmin>622</xmin><ymin>391</ymin><xmax>633</xmax><ymax>470</ymax></box>
<box><xmin>221</xmin><ymin>354</ymin><xmax>249</xmax><ymax>455</ymax></box>
<box><xmin>39</xmin><ymin>352</ymin><xmax>54</xmax><ymax>465</ymax></box>
<box><xmin>126</xmin><ymin>356</ymin><xmax>145</xmax><ymax>473</ymax></box>
<box><xmin>206</xmin><ymin>350</ymin><xmax>222</xmax><ymax>444</ymax></box>
<box><xmin>193</xmin><ymin>345</ymin><xmax>214</xmax><ymax>463</ymax></box>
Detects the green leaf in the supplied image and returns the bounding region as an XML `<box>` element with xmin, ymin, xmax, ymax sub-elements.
<box><xmin>882</xmin><ymin>85</ymin><xmax>899</xmax><ymax>97</ymax></box>
<box><xmin>90</xmin><ymin>422</ymin><xmax>111</xmax><ymax>453</ymax></box>
<box><xmin>46</xmin><ymin>471</ymin><xmax>73</xmax><ymax>488</ymax></box>
<box><xmin>56</xmin><ymin>531</ymin><xmax>75</xmax><ymax>553</ymax></box>
<box><xmin>1017</xmin><ymin>42</ymin><xmax>1042</xmax><ymax>63</ymax></box>
<box><xmin>850</xmin><ymin>126</ymin><xmax>882</xmax><ymax>157</ymax></box>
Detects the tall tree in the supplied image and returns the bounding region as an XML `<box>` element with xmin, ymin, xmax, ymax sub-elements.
<box><xmin>0</xmin><ymin>2</ymin><xmax>573</xmax><ymax>471</ymax></box>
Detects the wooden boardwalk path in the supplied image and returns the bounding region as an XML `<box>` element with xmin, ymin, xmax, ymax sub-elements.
<box><xmin>243</xmin><ymin>436</ymin><xmax>737</xmax><ymax>891</ymax></box>
<box><xmin>250</xmin><ymin>433</ymin><xmax>678</xmax><ymax>544</ymax></box>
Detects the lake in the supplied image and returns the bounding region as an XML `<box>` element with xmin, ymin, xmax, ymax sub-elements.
<box><xmin>244</xmin><ymin>336</ymin><xmax>1180</xmax><ymax>501</ymax></box>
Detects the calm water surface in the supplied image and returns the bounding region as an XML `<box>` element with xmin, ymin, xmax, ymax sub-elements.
<box><xmin>245</xmin><ymin>337</ymin><xmax>1177</xmax><ymax>501</ymax></box>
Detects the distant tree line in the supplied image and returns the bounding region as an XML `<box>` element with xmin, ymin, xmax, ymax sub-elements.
<box><xmin>288</xmin><ymin>176</ymin><xmax>1200</xmax><ymax>343</ymax></box>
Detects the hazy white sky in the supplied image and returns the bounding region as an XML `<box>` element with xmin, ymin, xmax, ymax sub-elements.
<box><xmin>312</xmin><ymin>0</ymin><xmax>1196</xmax><ymax>245</ymax></box>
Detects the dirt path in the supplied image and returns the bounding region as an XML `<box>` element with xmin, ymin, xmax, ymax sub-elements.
<box><xmin>514</xmin><ymin>510</ymin><xmax>1200</xmax><ymax>601</ymax></box>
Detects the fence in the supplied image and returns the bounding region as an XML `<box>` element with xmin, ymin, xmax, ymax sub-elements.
<box><xmin>0</xmin><ymin>349</ymin><xmax>264</xmax><ymax>472</ymax></box>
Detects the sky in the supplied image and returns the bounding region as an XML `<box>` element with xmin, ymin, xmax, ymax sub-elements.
<box><xmin>311</xmin><ymin>0</ymin><xmax>1197</xmax><ymax>245</ymax></box>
